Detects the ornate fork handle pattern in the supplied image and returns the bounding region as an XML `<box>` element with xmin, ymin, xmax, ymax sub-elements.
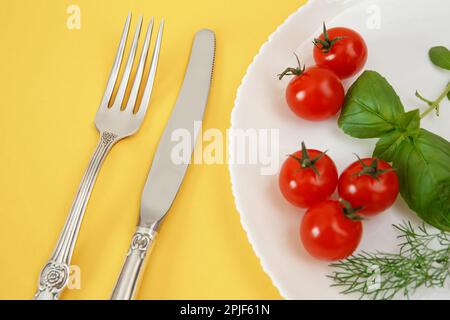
<box><xmin>35</xmin><ymin>131</ymin><xmax>118</xmax><ymax>300</ymax></box>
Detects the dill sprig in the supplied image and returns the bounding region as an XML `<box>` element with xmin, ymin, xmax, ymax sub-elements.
<box><xmin>328</xmin><ymin>221</ymin><xmax>450</xmax><ymax>300</ymax></box>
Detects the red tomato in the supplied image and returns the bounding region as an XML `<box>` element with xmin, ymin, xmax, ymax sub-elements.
<box><xmin>300</xmin><ymin>200</ymin><xmax>362</xmax><ymax>261</ymax></box>
<box><xmin>338</xmin><ymin>157</ymin><xmax>399</xmax><ymax>216</ymax></box>
<box><xmin>279</xmin><ymin>142</ymin><xmax>338</xmax><ymax>208</ymax></box>
<box><xmin>313</xmin><ymin>24</ymin><xmax>368</xmax><ymax>79</ymax></box>
<box><xmin>279</xmin><ymin>59</ymin><xmax>344</xmax><ymax>121</ymax></box>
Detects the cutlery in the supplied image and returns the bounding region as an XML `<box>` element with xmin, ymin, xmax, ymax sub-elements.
<box><xmin>35</xmin><ymin>13</ymin><xmax>164</xmax><ymax>300</ymax></box>
<box><xmin>110</xmin><ymin>29</ymin><xmax>215</xmax><ymax>300</ymax></box>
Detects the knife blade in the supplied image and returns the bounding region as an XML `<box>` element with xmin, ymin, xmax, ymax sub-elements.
<box><xmin>139</xmin><ymin>29</ymin><xmax>215</xmax><ymax>227</ymax></box>
<box><xmin>111</xmin><ymin>29</ymin><xmax>215</xmax><ymax>300</ymax></box>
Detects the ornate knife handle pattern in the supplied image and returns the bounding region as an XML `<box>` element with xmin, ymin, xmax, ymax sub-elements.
<box><xmin>35</xmin><ymin>131</ymin><xmax>118</xmax><ymax>300</ymax></box>
<box><xmin>130</xmin><ymin>231</ymin><xmax>152</xmax><ymax>257</ymax></box>
<box><xmin>111</xmin><ymin>224</ymin><xmax>158</xmax><ymax>300</ymax></box>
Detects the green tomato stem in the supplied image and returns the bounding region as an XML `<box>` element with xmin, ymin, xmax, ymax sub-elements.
<box><xmin>419</xmin><ymin>82</ymin><xmax>450</xmax><ymax>118</ymax></box>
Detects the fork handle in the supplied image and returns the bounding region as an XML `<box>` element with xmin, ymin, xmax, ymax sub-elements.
<box><xmin>111</xmin><ymin>224</ymin><xmax>158</xmax><ymax>300</ymax></box>
<box><xmin>34</xmin><ymin>131</ymin><xmax>118</xmax><ymax>300</ymax></box>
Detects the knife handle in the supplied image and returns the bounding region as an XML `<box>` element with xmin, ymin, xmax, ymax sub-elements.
<box><xmin>111</xmin><ymin>224</ymin><xmax>158</xmax><ymax>300</ymax></box>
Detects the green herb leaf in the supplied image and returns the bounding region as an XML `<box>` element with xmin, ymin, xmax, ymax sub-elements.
<box><xmin>392</xmin><ymin>129</ymin><xmax>450</xmax><ymax>231</ymax></box>
<box><xmin>373</xmin><ymin>109</ymin><xmax>421</xmax><ymax>161</ymax></box>
<box><xmin>338</xmin><ymin>71</ymin><xmax>405</xmax><ymax>138</ymax></box>
<box><xmin>338</xmin><ymin>70</ymin><xmax>450</xmax><ymax>231</ymax></box>
<box><xmin>429</xmin><ymin>46</ymin><xmax>450</xmax><ymax>70</ymax></box>
<box><xmin>328</xmin><ymin>222</ymin><xmax>450</xmax><ymax>300</ymax></box>
<box><xmin>395</xmin><ymin>109</ymin><xmax>421</xmax><ymax>131</ymax></box>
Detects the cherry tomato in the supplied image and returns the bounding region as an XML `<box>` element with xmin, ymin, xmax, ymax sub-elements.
<box><xmin>279</xmin><ymin>142</ymin><xmax>338</xmax><ymax>208</ymax></box>
<box><xmin>279</xmin><ymin>58</ymin><xmax>344</xmax><ymax>121</ymax></box>
<box><xmin>313</xmin><ymin>23</ymin><xmax>368</xmax><ymax>79</ymax></box>
<box><xmin>300</xmin><ymin>200</ymin><xmax>362</xmax><ymax>261</ymax></box>
<box><xmin>338</xmin><ymin>156</ymin><xmax>399</xmax><ymax>216</ymax></box>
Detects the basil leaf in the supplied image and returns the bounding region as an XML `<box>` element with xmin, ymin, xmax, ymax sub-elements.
<box><xmin>338</xmin><ymin>71</ymin><xmax>405</xmax><ymax>138</ymax></box>
<box><xmin>429</xmin><ymin>46</ymin><xmax>450</xmax><ymax>70</ymax></box>
<box><xmin>373</xmin><ymin>109</ymin><xmax>421</xmax><ymax>161</ymax></box>
<box><xmin>392</xmin><ymin>129</ymin><xmax>450</xmax><ymax>231</ymax></box>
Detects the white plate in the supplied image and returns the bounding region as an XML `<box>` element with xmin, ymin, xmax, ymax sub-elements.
<box><xmin>229</xmin><ymin>0</ymin><xmax>450</xmax><ymax>299</ymax></box>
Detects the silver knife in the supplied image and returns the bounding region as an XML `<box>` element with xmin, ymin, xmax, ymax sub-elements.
<box><xmin>111</xmin><ymin>29</ymin><xmax>215</xmax><ymax>300</ymax></box>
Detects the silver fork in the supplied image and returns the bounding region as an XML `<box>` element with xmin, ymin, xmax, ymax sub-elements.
<box><xmin>34</xmin><ymin>13</ymin><xmax>164</xmax><ymax>300</ymax></box>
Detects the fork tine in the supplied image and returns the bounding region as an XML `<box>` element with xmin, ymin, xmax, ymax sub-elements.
<box><xmin>124</xmin><ymin>17</ymin><xmax>154</xmax><ymax>113</ymax></box>
<box><xmin>110</xmin><ymin>16</ymin><xmax>143</xmax><ymax>110</ymax></box>
<box><xmin>136</xmin><ymin>19</ymin><xmax>164</xmax><ymax>118</ymax></box>
<box><xmin>99</xmin><ymin>13</ymin><xmax>131</xmax><ymax>109</ymax></box>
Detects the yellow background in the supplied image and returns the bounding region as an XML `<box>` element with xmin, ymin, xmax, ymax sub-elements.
<box><xmin>0</xmin><ymin>0</ymin><xmax>305</xmax><ymax>299</ymax></box>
